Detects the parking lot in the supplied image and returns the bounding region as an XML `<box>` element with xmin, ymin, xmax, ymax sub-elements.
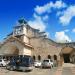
<box><xmin>1</xmin><ymin>63</ymin><xmax>75</xmax><ymax>75</ymax></box>
<box><xmin>0</xmin><ymin>67</ymin><xmax>58</xmax><ymax>75</ymax></box>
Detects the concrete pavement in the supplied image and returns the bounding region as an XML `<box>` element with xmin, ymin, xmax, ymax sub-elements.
<box><xmin>0</xmin><ymin>63</ymin><xmax>75</xmax><ymax>75</ymax></box>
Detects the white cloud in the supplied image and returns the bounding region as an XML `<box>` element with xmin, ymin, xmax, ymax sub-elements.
<box><xmin>64</xmin><ymin>29</ymin><xmax>69</xmax><ymax>32</ymax></box>
<box><xmin>34</xmin><ymin>3</ymin><xmax>51</xmax><ymax>15</ymax></box>
<box><xmin>72</xmin><ymin>28</ymin><xmax>75</xmax><ymax>33</ymax></box>
<box><xmin>42</xmin><ymin>15</ymin><xmax>49</xmax><ymax>21</ymax></box>
<box><xmin>53</xmin><ymin>0</ymin><xmax>67</xmax><ymax>9</ymax></box>
<box><xmin>55</xmin><ymin>31</ymin><xmax>71</xmax><ymax>43</ymax></box>
<box><xmin>56</xmin><ymin>11</ymin><xmax>63</xmax><ymax>16</ymax></box>
<box><xmin>45</xmin><ymin>32</ymin><xmax>50</xmax><ymax>38</ymax></box>
<box><xmin>34</xmin><ymin>0</ymin><xmax>67</xmax><ymax>15</ymax></box>
<box><xmin>59</xmin><ymin>6</ymin><xmax>75</xmax><ymax>25</ymax></box>
<box><xmin>28</xmin><ymin>13</ymin><xmax>46</xmax><ymax>31</ymax></box>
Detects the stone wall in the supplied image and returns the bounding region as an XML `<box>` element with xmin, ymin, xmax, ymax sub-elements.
<box><xmin>30</xmin><ymin>37</ymin><xmax>62</xmax><ymax>61</ymax></box>
<box><xmin>0</xmin><ymin>38</ymin><xmax>32</xmax><ymax>56</ymax></box>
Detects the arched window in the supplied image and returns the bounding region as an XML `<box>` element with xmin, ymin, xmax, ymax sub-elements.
<box><xmin>33</xmin><ymin>56</ymin><xmax>36</xmax><ymax>61</ymax></box>
<box><xmin>54</xmin><ymin>55</ymin><xmax>57</xmax><ymax>60</ymax></box>
<box><xmin>38</xmin><ymin>55</ymin><xmax>41</xmax><ymax>61</ymax></box>
<box><xmin>48</xmin><ymin>55</ymin><xmax>51</xmax><ymax>59</ymax></box>
<box><xmin>3</xmin><ymin>56</ymin><xmax>5</xmax><ymax>59</ymax></box>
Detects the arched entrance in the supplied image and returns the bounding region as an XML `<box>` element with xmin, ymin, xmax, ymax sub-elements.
<box><xmin>0</xmin><ymin>40</ymin><xmax>21</xmax><ymax>60</ymax></box>
<box><xmin>0</xmin><ymin>42</ymin><xmax>20</xmax><ymax>60</ymax></box>
<box><xmin>2</xmin><ymin>42</ymin><xmax>19</xmax><ymax>55</ymax></box>
<box><xmin>60</xmin><ymin>46</ymin><xmax>75</xmax><ymax>63</ymax></box>
<box><xmin>0</xmin><ymin>36</ymin><xmax>32</xmax><ymax>59</ymax></box>
<box><xmin>63</xmin><ymin>54</ymin><xmax>70</xmax><ymax>63</ymax></box>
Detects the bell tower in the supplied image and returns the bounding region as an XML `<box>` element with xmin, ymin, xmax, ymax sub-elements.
<box><xmin>13</xmin><ymin>18</ymin><xmax>30</xmax><ymax>44</ymax></box>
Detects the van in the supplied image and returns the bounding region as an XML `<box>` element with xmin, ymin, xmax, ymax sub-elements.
<box><xmin>6</xmin><ymin>55</ymin><xmax>33</xmax><ymax>71</ymax></box>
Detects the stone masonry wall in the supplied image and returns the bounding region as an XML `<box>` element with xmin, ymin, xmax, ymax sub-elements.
<box><xmin>30</xmin><ymin>37</ymin><xmax>62</xmax><ymax>61</ymax></box>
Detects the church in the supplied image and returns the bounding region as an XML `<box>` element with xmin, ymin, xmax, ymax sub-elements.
<box><xmin>0</xmin><ymin>18</ymin><xmax>75</xmax><ymax>66</ymax></box>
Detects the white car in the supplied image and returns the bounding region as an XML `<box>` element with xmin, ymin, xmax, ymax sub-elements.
<box><xmin>42</xmin><ymin>59</ymin><xmax>54</xmax><ymax>68</ymax></box>
<box><xmin>0</xmin><ymin>59</ymin><xmax>7</xmax><ymax>67</ymax></box>
<box><xmin>34</xmin><ymin>61</ymin><xmax>42</xmax><ymax>68</ymax></box>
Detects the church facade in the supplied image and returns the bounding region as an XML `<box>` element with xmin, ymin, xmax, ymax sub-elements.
<box><xmin>0</xmin><ymin>18</ymin><xmax>75</xmax><ymax>65</ymax></box>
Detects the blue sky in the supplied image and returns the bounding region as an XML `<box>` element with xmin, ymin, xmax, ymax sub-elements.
<box><xmin>0</xmin><ymin>0</ymin><xmax>75</xmax><ymax>43</ymax></box>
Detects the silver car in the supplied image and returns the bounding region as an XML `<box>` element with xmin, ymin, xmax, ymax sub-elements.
<box><xmin>42</xmin><ymin>59</ymin><xmax>53</xmax><ymax>68</ymax></box>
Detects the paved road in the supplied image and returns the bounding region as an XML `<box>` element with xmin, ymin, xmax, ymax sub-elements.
<box><xmin>0</xmin><ymin>66</ymin><xmax>75</xmax><ymax>75</ymax></box>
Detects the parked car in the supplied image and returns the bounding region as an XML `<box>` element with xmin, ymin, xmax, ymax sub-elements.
<box><xmin>34</xmin><ymin>61</ymin><xmax>42</xmax><ymax>68</ymax></box>
<box><xmin>0</xmin><ymin>59</ymin><xmax>8</xmax><ymax>67</ymax></box>
<box><xmin>6</xmin><ymin>55</ymin><xmax>33</xmax><ymax>71</ymax></box>
<box><xmin>41</xmin><ymin>59</ymin><xmax>54</xmax><ymax>68</ymax></box>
